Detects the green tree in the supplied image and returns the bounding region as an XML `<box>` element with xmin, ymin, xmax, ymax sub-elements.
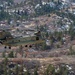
<box><xmin>4</xmin><ymin>67</ymin><xmax>7</xmax><ymax>75</ymax></box>
<box><xmin>57</xmin><ymin>65</ymin><xmax>68</xmax><ymax>75</ymax></box>
<box><xmin>69</xmin><ymin>26</ymin><xmax>75</xmax><ymax>41</ymax></box>
<box><xmin>4</xmin><ymin>57</ymin><xmax>8</xmax><ymax>65</ymax></box>
<box><xmin>15</xmin><ymin>64</ymin><xmax>19</xmax><ymax>75</ymax></box>
<box><xmin>0</xmin><ymin>65</ymin><xmax>3</xmax><ymax>75</ymax></box>
<box><xmin>34</xmin><ymin>68</ymin><xmax>38</xmax><ymax>75</ymax></box>
<box><xmin>8</xmin><ymin>51</ymin><xmax>14</xmax><ymax>58</ymax></box>
<box><xmin>19</xmin><ymin>65</ymin><xmax>23</xmax><ymax>75</ymax></box>
<box><xmin>2</xmin><ymin>51</ymin><xmax>6</xmax><ymax>57</ymax></box>
<box><xmin>44</xmin><ymin>64</ymin><xmax>55</xmax><ymax>75</ymax></box>
<box><xmin>3</xmin><ymin>57</ymin><xmax>8</xmax><ymax>75</ymax></box>
<box><xmin>0</xmin><ymin>10</ymin><xmax>11</xmax><ymax>21</ymax></box>
<box><xmin>24</xmin><ymin>70</ymin><xmax>30</xmax><ymax>75</ymax></box>
<box><xmin>8</xmin><ymin>69</ymin><xmax>11</xmax><ymax>75</ymax></box>
<box><xmin>6</xmin><ymin>0</ymin><xmax>14</xmax><ymax>4</ymax></box>
<box><xmin>69</xmin><ymin>46</ymin><xmax>75</xmax><ymax>55</ymax></box>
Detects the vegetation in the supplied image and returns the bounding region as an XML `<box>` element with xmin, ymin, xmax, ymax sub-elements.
<box><xmin>44</xmin><ymin>64</ymin><xmax>70</xmax><ymax>75</ymax></box>
<box><xmin>69</xmin><ymin>46</ymin><xmax>75</xmax><ymax>55</ymax></box>
<box><xmin>0</xmin><ymin>10</ymin><xmax>11</xmax><ymax>21</ymax></box>
<box><xmin>0</xmin><ymin>57</ymin><xmax>74</xmax><ymax>75</ymax></box>
<box><xmin>44</xmin><ymin>64</ymin><xmax>55</xmax><ymax>75</ymax></box>
<box><xmin>34</xmin><ymin>67</ymin><xmax>38</xmax><ymax>75</ymax></box>
<box><xmin>35</xmin><ymin>4</ymin><xmax>55</xmax><ymax>16</ymax></box>
<box><xmin>0</xmin><ymin>0</ymin><xmax>14</xmax><ymax>4</ymax></box>
<box><xmin>24</xmin><ymin>70</ymin><xmax>30</xmax><ymax>75</ymax></box>
<box><xmin>8</xmin><ymin>51</ymin><xmax>14</xmax><ymax>58</ymax></box>
<box><xmin>0</xmin><ymin>30</ymin><xmax>12</xmax><ymax>40</ymax></box>
<box><xmin>2</xmin><ymin>51</ymin><xmax>6</xmax><ymax>57</ymax></box>
<box><xmin>0</xmin><ymin>0</ymin><xmax>75</xmax><ymax>75</ymax></box>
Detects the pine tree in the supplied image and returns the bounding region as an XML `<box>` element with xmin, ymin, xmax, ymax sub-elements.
<box><xmin>8</xmin><ymin>51</ymin><xmax>14</xmax><ymax>58</ymax></box>
<box><xmin>39</xmin><ymin>0</ymin><xmax>42</xmax><ymax>6</ymax></box>
<box><xmin>3</xmin><ymin>57</ymin><xmax>8</xmax><ymax>75</ymax></box>
<box><xmin>24</xmin><ymin>70</ymin><xmax>30</xmax><ymax>75</ymax></box>
<box><xmin>15</xmin><ymin>64</ymin><xmax>19</xmax><ymax>75</ymax></box>
<box><xmin>2</xmin><ymin>51</ymin><xmax>6</xmax><ymax>57</ymax></box>
<box><xmin>8</xmin><ymin>69</ymin><xmax>11</xmax><ymax>75</ymax></box>
<box><xmin>19</xmin><ymin>65</ymin><xmax>23</xmax><ymax>75</ymax></box>
<box><xmin>34</xmin><ymin>68</ymin><xmax>38</xmax><ymax>75</ymax></box>
<box><xmin>44</xmin><ymin>64</ymin><xmax>55</xmax><ymax>75</ymax></box>
<box><xmin>4</xmin><ymin>57</ymin><xmax>8</xmax><ymax>65</ymax></box>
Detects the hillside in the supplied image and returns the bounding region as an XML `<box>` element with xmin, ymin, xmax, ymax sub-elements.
<box><xmin>13</xmin><ymin>0</ymin><xmax>50</xmax><ymax>4</ymax></box>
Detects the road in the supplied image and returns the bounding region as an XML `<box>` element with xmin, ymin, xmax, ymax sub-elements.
<box><xmin>0</xmin><ymin>55</ymin><xmax>75</xmax><ymax>65</ymax></box>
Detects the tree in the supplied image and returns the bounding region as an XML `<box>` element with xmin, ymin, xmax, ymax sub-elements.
<box><xmin>8</xmin><ymin>51</ymin><xmax>14</xmax><ymax>58</ymax></box>
<box><xmin>57</xmin><ymin>65</ymin><xmax>68</xmax><ymax>75</ymax></box>
<box><xmin>0</xmin><ymin>10</ymin><xmax>11</xmax><ymax>21</ymax></box>
<box><xmin>34</xmin><ymin>68</ymin><xmax>38</xmax><ymax>75</ymax></box>
<box><xmin>47</xmin><ymin>0</ymin><xmax>50</xmax><ymax>2</ymax></box>
<box><xmin>19</xmin><ymin>65</ymin><xmax>23</xmax><ymax>75</ymax></box>
<box><xmin>44</xmin><ymin>64</ymin><xmax>55</xmax><ymax>75</ymax></box>
<box><xmin>8</xmin><ymin>69</ymin><xmax>11</xmax><ymax>75</ymax></box>
<box><xmin>69</xmin><ymin>46</ymin><xmax>75</xmax><ymax>55</ymax></box>
<box><xmin>6</xmin><ymin>0</ymin><xmax>14</xmax><ymax>4</ymax></box>
<box><xmin>2</xmin><ymin>51</ymin><xmax>6</xmax><ymax>57</ymax></box>
<box><xmin>3</xmin><ymin>57</ymin><xmax>8</xmax><ymax>75</ymax></box>
<box><xmin>39</xmin><ymin>0</ymin><xmax>42</xmax><ymax>6</ymax></box>
<box><xmin>19</xmin><ymin>45</ymin><xmax>23</xmax><ymax>57</ymax></box>
<box><xmin>3</xmin><ymin>57</ymin><xmax>8</xmax><ymax>65</ymax></box>
<box><xmin>15</xmin><ymin>64</ymin><xmax>19</xmax><ymax>75</ymax></box>
<box><xmin>4</xmin><ymin>67</ymin><xmax>7</xmax><ymax>75</ymax></box>
<box><xmin>24</xmin><ymin>70</ymin><xmax>30</xmax><ymax>75</ymax></box>
<box><xmin>69</xmin><ymin>26</ymin><xmax>75</xmax><ymax>40</ymax></box>
<box><xmin>0</xmin><ymin>64</ymin><xmax>4</xmax><ymax>75</ymax></box>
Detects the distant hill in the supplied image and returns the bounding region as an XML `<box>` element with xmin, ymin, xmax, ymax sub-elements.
<box><xmin>0</xmin><ymin>0</ymin><xmax>14</xmax><ymax>4</ymax></box>
<box><xmin>13</xmin><ymin>0</ymin><xmax>49</xmax><ymax>4</ymax></box>
<box><xmin>14</xmin><ymin>0</ymin><xmax>25</xmax><ymax>4</ymax></box>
